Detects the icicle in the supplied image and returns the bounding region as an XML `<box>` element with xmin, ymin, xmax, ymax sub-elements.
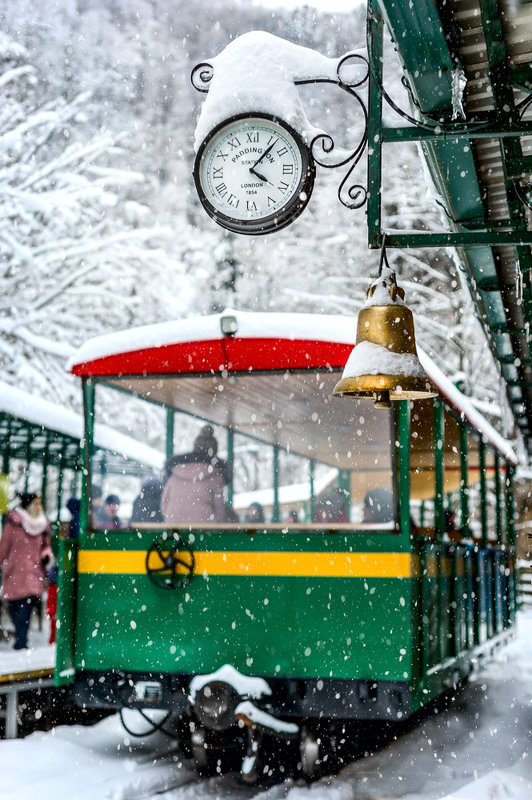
<box><xmin>451</xmin><ymin>67</ymin><xmax>467</xmax><ymax>121</ymax></box>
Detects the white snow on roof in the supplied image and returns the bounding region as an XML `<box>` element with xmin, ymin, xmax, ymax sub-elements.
<box><xmin>0</xmin><ymin>379</ymin><xmax>163</xmax><ymax>470</ymax></box>
<box><xmin>66</xmin><ymin>308</ymin><xmax>357</xmax><ymax>369</ymax></box>
<box><xmin>417</xmin><ymin>352</ymin><xmax>517</xmax><ymax>464</ymax></box>
<box><xmin>67</xmin><ymin>309</ymin><xmax>517</xmax><ymax>464</ymax></box>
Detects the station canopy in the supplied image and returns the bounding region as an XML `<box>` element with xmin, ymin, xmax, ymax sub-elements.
<box><xmin>370</xmin><ymin>0</ymin><xmax>532</xmax><ymax>454</ymax></box>
<box><xmin>0</xmin><ymin>379</ymin><xmax>163</xmax><ymax>476</ymax></box>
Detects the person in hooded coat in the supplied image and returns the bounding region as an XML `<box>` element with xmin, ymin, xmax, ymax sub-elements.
<box><xmin>161</xmin><ymin>426</ymin><xmax>226</xmax><ymax>524</ymax></box>
<box><xmin>0</xmin><ymin>492</ymin><xmax>52</xmax><ymax>650</ymax></box>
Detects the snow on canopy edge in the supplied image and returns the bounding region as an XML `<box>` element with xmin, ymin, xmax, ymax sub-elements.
<box><xmin>66</xmin><ymin>309</ymin><xmax>357</xmax><ymax>370</ymax></box>
<box><xmin>66</xmin><ymin>309</ymin><xmax>517</xmax><ymax>465</ymax></box>
<box><xmin>417</xmin><ymin>352</ymin><xmax>517</xmax><ymax>465</ymax></box>
<box><xmin>0</xmin><ymin>379</ymin><xmax>163</xmax><ymax>471</ymax></box>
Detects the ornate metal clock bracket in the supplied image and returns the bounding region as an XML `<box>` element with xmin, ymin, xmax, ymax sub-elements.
<box><xmin>191</xmin><ymin>52</ymin><xmax>369</xmax><ymax>213</ymax></box>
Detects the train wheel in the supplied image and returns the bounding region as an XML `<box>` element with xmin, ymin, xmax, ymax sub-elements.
<box><xmin>190</xmin><ymin>725</ymin><xmax>244</xmax><ymax>777</ymax></box>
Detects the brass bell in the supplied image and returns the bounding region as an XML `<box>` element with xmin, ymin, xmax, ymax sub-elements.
<box><xmin>333</xmin><ymin>266</ymin><xmax>438</xmax><ymax>406</ymax></box>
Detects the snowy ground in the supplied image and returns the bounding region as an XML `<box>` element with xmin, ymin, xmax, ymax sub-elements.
<box><xmin>0</xmin><ymin>610</ymin><xmax>530</xmax><ymax>800</ymax></box>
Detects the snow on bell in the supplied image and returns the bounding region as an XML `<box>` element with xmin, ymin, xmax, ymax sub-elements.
<box><xmin>333</xmin><ymin>265</ymin><xmax>438</xmax><ymax>408</ymax></box>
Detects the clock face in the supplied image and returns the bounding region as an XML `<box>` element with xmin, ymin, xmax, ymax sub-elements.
<box><xmin>194</xmin><ymin>113</ymin><xmax>315</xmax><ymax>235</ymax></box>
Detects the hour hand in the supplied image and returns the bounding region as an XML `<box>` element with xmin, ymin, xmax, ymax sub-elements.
<box><xmin>250</xmin><ymin>167</ymin><xmax>269</xmax><ymax>182</ymax></box>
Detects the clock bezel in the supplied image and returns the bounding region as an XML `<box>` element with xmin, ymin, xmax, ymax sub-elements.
<box><xmin>193</xmin><ymin>112</ymin><xmax>316</xmax><ymax>235</ymax></box>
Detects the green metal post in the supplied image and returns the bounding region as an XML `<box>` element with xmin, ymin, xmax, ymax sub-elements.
<box><xmin>226</xmin><ymin>427</ymin><xmax>234</xmax><ymax>506</ymax></box>
<box><xmin>433</xmin><ymin>398</ymin><xmax>445</xmax><ymax>539</ymax></box>
<box><xmin>81</xmin><ymin>379</ymin><xmax>96</xmax><ymax>537</ymax></box>
<box><xmin>24</xmin><ymin>434</ymin><xmax>31</xmax><ymax>492</ymax></box>
<box><xmin>494</xmin><ymin>452</ymin><xmax>503</xmax><ymax>544</ymax></box>
<box><xmin>272</xmin><ymin>444</ymin><xmax>280</xmax><ymax>523</ymax></box>
<box><xmin>420</xmin><ymin>500</ymin><xmax>425</xmax><ymax>527</ymax></box>
<box><xmin>71</xmin><ymin>467</ymin><xmax>79</xmax><ymax>496</ymax></box>
<box><xmin>396</xmin><ymin>401</ymin><xmax>411</xmax><ymax>540</ymax></box>
<box><xmin>367</xmin><ymin>0</ymin><xmax>383</xmax><ymax>248</ymax></box>
<box><xmin>479</xmin><ymin>439</ymin><xmax>488</xmax><ymax>547</ymax></box>
<box><xmin>505</xmin><ymin>464</ymin><xmax>516</xmax><ymax>547</ymax></box>
<box><xmin>2</xmin><ymin>418</ymin><xmax>11</xmax><ymax>475</ymax></box>
<box><xmin>57</xmin><ymin>447</ymin><xmax>67</xmax><ymax>522</ymax></box>
<box><xmin>165</xmin><ymin>407</ymin><xmax>175</xmax><ymax>462</ymax></box>
<box><xmin>459</xmin><ymin>420</ymin><xmax>469</xmax><ymax>534</ymax></box>
<box><xmin>338</xmin><ymin>468</ymin><xmax>351</xmax><ymax>517</ymax></box>
<box><xmin>1</xmin><ymin>419</ymin><xmax>11</xmax><ymax>524</ymax></box>
<box><xmin>41</xmin><ymin>431</ymin><xmax>50</xmax><ymax>510</ymax></box>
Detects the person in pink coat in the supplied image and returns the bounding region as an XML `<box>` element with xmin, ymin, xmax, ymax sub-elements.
<box><xmin>162</xmin><ymin>427</ymin><xmax>226</xmax><ymax>524</ymax></box>
<box><xmin>0</xmin><ymin>493</ymin><xmax>52</xmax><ymax>650</ymax></box>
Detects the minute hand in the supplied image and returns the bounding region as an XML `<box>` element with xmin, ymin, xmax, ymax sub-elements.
<box><xmin>250</xmin><ymin>140</ymin><xmax>277</xmax><ymax>172</ymax></box>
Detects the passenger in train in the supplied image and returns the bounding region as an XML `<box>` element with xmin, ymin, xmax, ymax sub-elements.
<box><xmin>162</xmin><ymin>427</ymin><xmax>226</xmax><ymax>524</ymax></box>
<box><xmin>244</xmin><ymin>502</ymin><xmax>266</xmax><ymax>523</ymax></box>
<box><xmin>363</xmin><ymin>487</ymin><xmax>394</xmax><ymax>524</ymax></box>
<box><xmin>95</xmin><ymin>494</ymin><xmax>124</xmax><ymax>528</ymax></box>
<box><xmin>130</xmin><ymin>476</ymin><xmax>164</xmax><ymax>524</ymax></box>
<box><xmin>90</xmin><ymin>484</ymin><xmax>103</xmax><ymax>528</ymax></box>
<box><xmin>66</xmin><ymin>496</ymin><xmax>80</xmax><ymax>538</ymax></box>
<box><xmin>164</xmin><ymin>425</ymin><xmax>232</xmax><ymax>486</ymax></box>
<box><xmin>314</xmin><ymin>488</ymin><xmax>349</xmax><ymax>523</ymax></box>
<box><xmin>0</xmin><ymin>492</ymin><xmax>52</xmax><ymax>650</ymax></box>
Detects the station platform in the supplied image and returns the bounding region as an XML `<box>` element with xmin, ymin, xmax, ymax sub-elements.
<box><xmin>0</xmin><ymin>611</ymin><xmax>56</xmax><ymax>738</ymax></box>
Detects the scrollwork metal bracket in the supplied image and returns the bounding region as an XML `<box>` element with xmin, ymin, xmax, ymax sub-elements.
<box><xmin>296</xmin><ymin>53</ymin><xmax>368</xmax><ymax>211</ymax></box>
<box><xmin>191</xmin><ymin>52</ymin><xmax>369</xmax><ymax>212</ymax></box>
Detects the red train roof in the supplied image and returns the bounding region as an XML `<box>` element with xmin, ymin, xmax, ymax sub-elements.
<box><xmin>68</xmin><ymin>309</ymin><xmax>517</xmax><ymax>464</ymax></box>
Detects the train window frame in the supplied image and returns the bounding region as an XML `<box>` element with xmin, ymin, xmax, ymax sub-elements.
<box><xmin>83</xmin><ymin>371</ymin><xmax>398</xmax><ymax>534</ymax></box>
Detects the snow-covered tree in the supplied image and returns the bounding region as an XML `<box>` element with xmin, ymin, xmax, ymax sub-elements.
<box><xmin>0</xmin><ymin>32</ymin><xmax>197</xmax><ymax>409</ymax></box>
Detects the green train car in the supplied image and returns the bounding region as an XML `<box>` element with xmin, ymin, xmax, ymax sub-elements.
<box><xmin>55</xmin><ymin>310</ymin><xmax>517</xmax><ymax>779</ymax></box>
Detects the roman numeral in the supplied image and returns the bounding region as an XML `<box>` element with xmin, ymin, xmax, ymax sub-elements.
<box><xmin>215</xmin><ymin>182</ymin><xmax>228</xmax><ymax>197</ymax></box>
<box><xmin>213</xmin><ymin>167</ymin><xmax>223</xmax><ymax>180</ymax></box>
<box><xmin>246</xmin><ymin>132</ymin><xmax>259</xmax><ymax>143</ymax></box>
<box><xmin>277</xmin><ymin>180</ymin><xmax>289</xmax><ymax>193</ymax></box>
<box><xmin>216</xmin><ymin>151</ymin><xmax>229</xmax><ymax>162</ymax></box>
<box><xmin>276</xmin><ymin>146</ymin><xmax>288</xmax><ymax>157</ymax></box>
<box><xmin>246</xmin><ymin>200</ymin><xmax>258</xmax><ymax>211</ymax></box>
<box><xmin>282</xmin><ymin>164</ymin><xmax>294</xmax><ymax>174</ymax></box>
<box><xmin>227</xmin><ymin>194</ymin><xmax>239</xmax><ymax>207</ymax></box>
<box><xmin>267</xmin><ymin>196</ymin><xmax>276</xmax><ymax>207</ymax></box>
<box><xmin>227</xmin><ymin>137</ymin><xmax>241</xmax><ymax>150</ymax></box>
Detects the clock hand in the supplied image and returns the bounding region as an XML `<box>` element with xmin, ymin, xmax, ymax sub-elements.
<box><xmin>250</xmin><ymin>139</ymin><xmax>277</xmax><ymax>171</ymax></box>
<box><xmin>249</xmin><ymin>167</ymin><xmax>273</xmax><ymax>184</ymax></box>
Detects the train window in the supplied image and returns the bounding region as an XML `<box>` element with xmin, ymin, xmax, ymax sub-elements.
<box><xmin>87</xmin><ymin>374</ymin><xmax>395</xmax><ymax>530</ymax></box>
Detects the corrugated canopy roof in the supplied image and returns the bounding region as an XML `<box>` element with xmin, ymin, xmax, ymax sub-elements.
<box><xmin>371</xmin><ymin>0</ymin><xmax>532</xmax><ymax>455</ymax></box>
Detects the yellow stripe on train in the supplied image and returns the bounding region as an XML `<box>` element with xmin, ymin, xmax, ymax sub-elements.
<box><xmin>78</xmin><ymin>550</ymin><xmax>420</xmax><ymax>579</ymax></box>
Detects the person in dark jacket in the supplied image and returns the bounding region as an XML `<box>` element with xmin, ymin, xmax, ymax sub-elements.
<box><xmin>244</xmin><ymin>502</ymin><xmax>266</xmax><ymax>523</ymax></box>
<box><xmin>162</xmin><ymin>427</ymin><xmax>226</xmax><ymax>524</ymax></box>
<box><xmin>130</xmin><ymin>477</ymin><xmax>164</xmax><ymax>524</ymax></box>
<box><xmin>0</xmin><ymin>493</ymin><xmax>52</xmax><ymax>650</ymax></box>
<box><xmin>95</xmin><ymin>494</ymin><xmax>124</xmax><ymax>528</ymax></box>
<box><xmin>66</xmin><ymin>496</ymin><xmax>80</xmax><ymax>539</ymax></box>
